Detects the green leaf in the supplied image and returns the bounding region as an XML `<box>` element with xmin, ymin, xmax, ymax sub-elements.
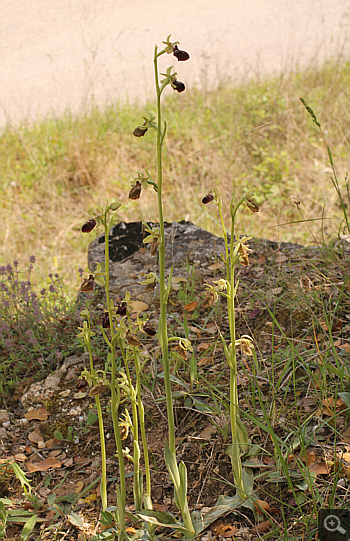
<box><xmin>21</xmin><ymin>513</ymin><xmax>37</xmax><ymax>541</ymax></box>
<box><xmin>164</xmin><ymin>443</ymin><xmax>180</xmax><ymax>492</ymax></box>
<box><xmin>54</xmin><ymin>430</ymin><xmax>64</xmax><ymax>440</ymax></box>
<box><xmin>67</xmin><ymin>512</ymin><xmax>83</xmax><ymax>527</ymax></box>
<box><xmin>86</xmin><ymin>411</ymin><xmax>98</xmax><ymax>426</ymax></box>
<box><xmin>339</xmin><ymin>392</ymin><xmax>350</xmax><ymax>409</ymax></box>
<box><xmin>136</xmin><ymin>509</ymin><xmax>191</xmax><ymax>535</ymax></box>
<box><xmin>11</xmin><ymin>463</ymin><xmax>32</xmax><ymax>495</ymax></box>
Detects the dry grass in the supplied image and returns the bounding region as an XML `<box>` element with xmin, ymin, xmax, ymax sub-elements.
<box><xmin>0</xmin><ymin>59</ymin><xmax>349</xmax><ymax>299</ymax></box>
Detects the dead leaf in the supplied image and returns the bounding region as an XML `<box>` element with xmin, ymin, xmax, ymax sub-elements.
<box><xmin>211</xmin><ymin>520</ymin><xmax>237</xmax><ymax>538</ymax></box>
<box><xmin>48</xmin><ymin>450</ymin><xmax>61</xmax><ymax>458</ymax></box>
<box><xmin>253</xmin><ymin>500</ymin><xmax>272</xmax><ymax>513</ymax></box>
<box><xmin>308</xmin><ymin>460</ymin><xmax>330</xmax><ymax>475</ymax></box>
<box><xmin>207</xmin><ymin>262</ymin><xmax>224</xmax><ymax>271</ymax></box>
<box><xmin>74</xmin><ymin>457</ymin><xmax>92</xmax><ymax>465</ymax></box>
<box><xmin>129</xmin><ymin>300</ymin><xmax>148</xmax><ymax>313</ymax></box>
<box><xmin>338</xmin><ymin>343</ymin><xmax>350</xmax><ymax>353</ymax></box>
<box><xmin>271</xmin><ymin>287</ymin><xmax>283</xmax><ymax>295</ymax></box>
<box><xmin>59</xmin><ymin>389</ymin><xmax>71</xmax><ymax>398</ymax></box>
<box><xmin>28</xmin><ymin>431</ymin><xmax>44</xmax><ymax>444</ymax></box>
<box><xmin>25</xmin><ymin>407</ymin><xmax>49</xmax><ymax>421</ymax></box>
<box><xmin>205</xmin><ymin>323</ymin><xmax>217</xmax><ymax>334</ymax></box>
<box><xmin>305</xmin><ymin>450</ymin><xmax>317</xmax><ymax>465</ymax></box>
<box><xmin>44</xmin><ymin>510</ymin><xmax>56</xmax><ymax>527</ymax></box>
<box><xmin>27</xmin><ymin>457</ymin><xmax>61</xmax><ymax>472</ymax></box>
<box><xmin>252</xmin><ymin>520</ymin><xmax>272</xmax><ymax>534</ymax></box>
<box><xmin>274</xmin><ymin>252</ymin><xmax>288</xmax><ymax>263</ymax></box>
<box><xmin>184</xmin><ymin>301</ymin><xmax>198</xmax><ymax>312</ymax></box>
<box><xmin>75</xmin><ymin>481</ymin><xmax>84</xmax><ymax>493</ymax></box>
<box><xmin>14</xmin><ymin>453</ymin><xmax>27</xmax><ymax>462</ymax></box>
<box><xmin>44</xmin><ymin>437</ymin><xmax>62</xmax><ymax>449</ymax></box>
<box><xmin>200</xmin><ymin>424</ymin><xmax>217</xmax><ymax>439</ymax></box>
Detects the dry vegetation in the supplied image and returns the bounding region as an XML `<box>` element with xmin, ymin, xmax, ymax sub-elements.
<box><xmin>0</xmin><ymin>60</ymin><xmax>349</xmax><ymax>297</ymax></box>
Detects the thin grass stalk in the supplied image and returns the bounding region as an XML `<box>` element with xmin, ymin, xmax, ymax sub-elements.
<box><xmin>103</xmin><ymin>217</ymin><xmax>126</xmax><ymax>534</ymax></box>
<box><xmin>85</xmin><ymin>319</ymin><xmax>107</xmax><ymax>511</ymax></box>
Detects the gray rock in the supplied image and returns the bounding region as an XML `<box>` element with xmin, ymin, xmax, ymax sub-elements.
<box><xmin>0</xmin><ymin>427</ymin><xmax>8</xmax><ymax>439</ymax></box>
<box><xmin>87</xmin><ymin>220</ymin><xmax>309</xmax><ymax>303</ymax></box>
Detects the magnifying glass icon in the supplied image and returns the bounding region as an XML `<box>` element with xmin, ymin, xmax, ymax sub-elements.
<box><xmin>324</xmin><ymin>514</ymin><xmax>347</xmax><ymax>535</ymax></box>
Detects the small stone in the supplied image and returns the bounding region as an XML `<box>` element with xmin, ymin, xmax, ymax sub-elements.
<box><xmin>0</xmin><ymin>410</ymin><xmax>9</xmax><ymax>424</ymax></box>
<box><xmin>2</xmin><ymin>421</ymin><xmax>10</xmax><ymax>428</ymax></box>
<box><xmin>0</xmin><ymin>427</ymin><xmax>8</xmax><ymax>439</ymax></box>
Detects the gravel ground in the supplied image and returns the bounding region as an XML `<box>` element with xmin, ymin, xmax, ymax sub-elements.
<box><xmin>0</xmin><ymin>0</ymin><xmax>349</xmax><ymax>127</ymax></box>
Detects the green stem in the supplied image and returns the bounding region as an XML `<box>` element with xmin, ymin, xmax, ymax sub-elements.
<box><xmin>104</xmin><ymin>217</ymin><xmax>126</xmax><ymax>534</ymax></box>
<box><xmin>134</xmin><ymin>348</ymin><xmax>152</xmax><ymax>503</ymax></box>
<box><xmin>86</xmin><ymin>325</ymin><xmax>107</xmax><ymax>511</ymax></box>
<box><xmin>228</xmin><ymin>199</ymin><xmax>245</xmax><ymax>498</ymax></box>
<box><xmin>154</xmin><ymin>47</ymin><xmax>176</xmax><ymax>456</ymax></box>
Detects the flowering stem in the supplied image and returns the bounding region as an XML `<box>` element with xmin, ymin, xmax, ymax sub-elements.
<box><xmin>103</xmin><ymin>216</ymin><xmax>126</xmax><ymax>534</ymax></box>
<box><xmin>154</xmin><ymin>46</ymin><xmax>176</xmax><ymax>456</ymax></box>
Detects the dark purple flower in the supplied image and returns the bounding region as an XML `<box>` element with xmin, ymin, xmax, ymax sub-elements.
<box><xmin>6</xmin><ymin>264</ymin><xmax>13</xmax><ymax>273</ymax></box>
<box><xmin>171</xmin><ymin>80</ymin><xmax>185</xmax><ymax>93</ymax></box>
<box><xmin>133</xmin><ymin>126</ymin><xmax>148</xmax><ymax>137</ymax></box>
<box><xmin>82</xmin><ymin>218</ymin><xmax>96</xmax><ymax>233</ymax></box>
<box><xmin>101</xmin><ymin>313</ymin><xmax>110</xmax><ymax>328</ymax></box>
<box><xmin>0</xmin><ymin>266</ymin><xmax>6</xmax><ymax>274</ymax></box>
<box><xmin>143</xmin><ymin>323</ymin><xmax>156</xmax><ymax>337</ymax></box>
<box><xmin>202</xmin><ymin>193</ymin><xmax>214</xmax><ymax>204</ymax></box>
<box><xmin>116</xmin><ymin>301</ymin><xmax>127</xmax><ymax>316</ymax></box>
<box><xmin>173</xmin><ymin>45</ymin><xmax>190</xmax><ymax>61</ymax></box>
<box><xmin>13</xmin><ymin>260</ymin><xmax>19</xmax><ymax>268</ymax></box>
<box><xmin>29</xmin><ymin>255</ymin><xmax>36</xmax><ymax>264</ymax></box>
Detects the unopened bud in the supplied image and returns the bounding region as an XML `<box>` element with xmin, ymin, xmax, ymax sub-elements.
<box><xmin>290</xmin><ymin>195</ymin><xmax>300</xmax><ymax>207</ymax></box>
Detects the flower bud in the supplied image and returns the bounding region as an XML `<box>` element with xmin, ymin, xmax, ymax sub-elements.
<box><xmin>133</xmin><ymin>126</ymin><xmax>148</xmax><ymax>137</ymax></box>
<box><xmin>129</xmin><ymin>181</ymin><xmax>142</xmax><ymax>200</ymax></box>
<box><xmin>290</xmin><ymin>195</ymin><xmax>300</xmax><ymax>208</ymax></box>
<box><xmin>171</xmin><ymin>80</ymin><xmax>186</xmax><ymax>93</ymax></box>
<box><xmin>173</xmin><ymin>45</ymin><xmax>190</xmax><ymax>61</ymax></box>
<box><xmin>82</xmin><ymin>219</ymin><xmax>96</xmax><ymax>233</ymax></box>
<box><xmin>202</xmin><ymin>193</ymin><xmax>214</xmax><ymax>204</ymax></box>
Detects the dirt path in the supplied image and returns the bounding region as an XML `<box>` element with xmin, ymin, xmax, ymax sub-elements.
<box><xmin>0</xmin><ymin>0</ymin><xmax>349</xmax><ymax>128</ymax></box>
